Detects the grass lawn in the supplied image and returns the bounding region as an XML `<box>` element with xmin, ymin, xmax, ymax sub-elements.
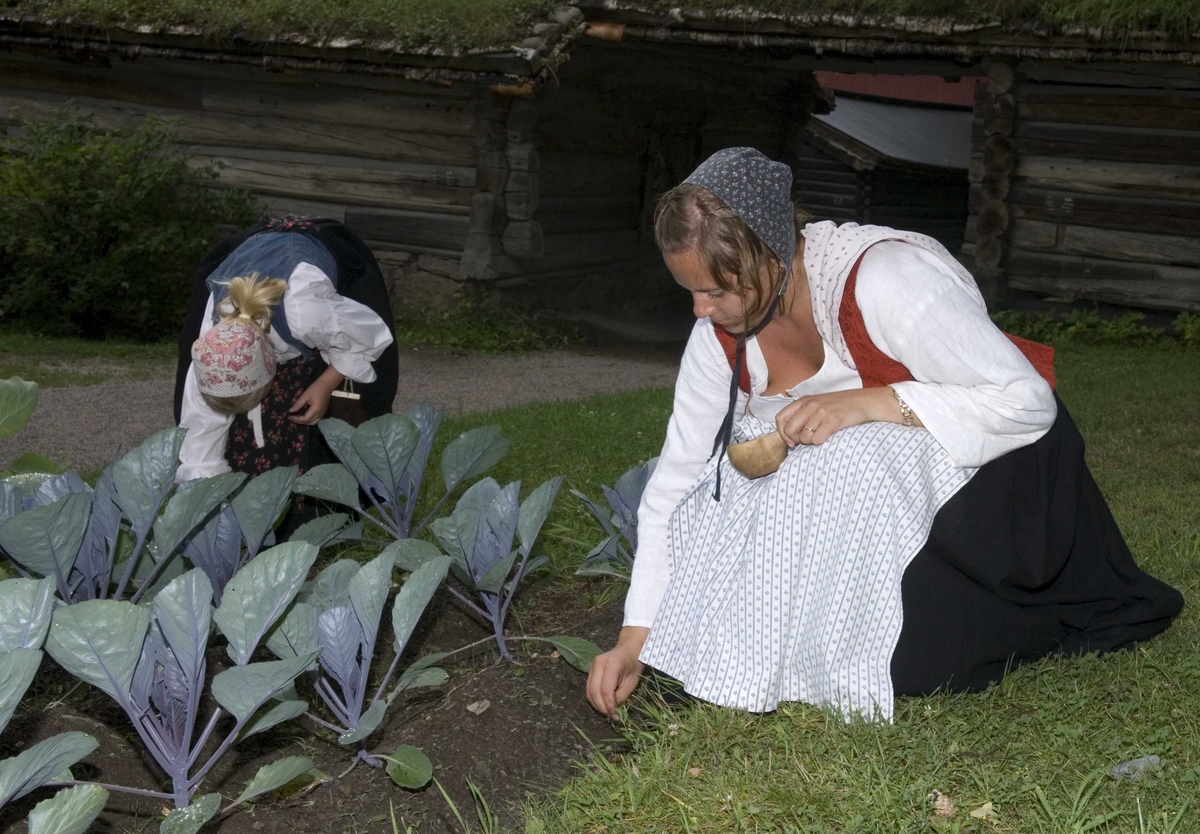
<box><xmin>0</xmin><ymin>331</ymin><xmax>176</xmax><ymax>387</ymax></box>
<box><xmin>446</xmin><ymin>342</ymin><xmax>1200</xmax><ymax>833</ymax></box>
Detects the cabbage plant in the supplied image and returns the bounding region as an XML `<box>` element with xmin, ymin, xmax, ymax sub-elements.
<box><xmin>573</xmin><ymin>458</ymin><xmax>657</xmax><ymax>580</ymax></box>
<box><xmin>294</xmin><ymin>407</ymin><xmax>509</xmax><ymax>543</ymax></box>
<box><xmin>430</xmin><ymin>477</ymin><xmax>562</xmax><ymax>660</ymax></box>
<box><xmin>0</xmin><ymin>576</ymin><xmax>107</xmax><ymax>833</ymax></box>
<box><xmin>42</xmin><ymin>541</ymin><xmax>320</xmax><ymax>829</ymax></box>
<box><xmin>0</xmin><ymin>428</ymin><xmax>247</xmax><ymax>605</ymax></box>
<box><xmin>266</xmin><ymin>547</ymin><xmax>450</xmax><ymax>771</ymax></box>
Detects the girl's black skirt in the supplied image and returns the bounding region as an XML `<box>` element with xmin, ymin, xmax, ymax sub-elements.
<box><xmin>890</xmin><ymin>396</ymin><xmax>1183</xmax><ymax>695</ymax></box>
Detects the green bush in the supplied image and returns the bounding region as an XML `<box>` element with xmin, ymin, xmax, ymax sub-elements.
<box><xmin>992</xmin><ymin>307</ymin><xmax>1199</xmax><ymax>349</ymax></box>
<box><xmin>0</xmin><ymin>105</ymin><xmax>257</xmax><ymax>340</ymax></box>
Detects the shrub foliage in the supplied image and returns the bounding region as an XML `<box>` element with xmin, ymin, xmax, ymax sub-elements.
<box><xmin>0</xmin><ymin>105</ymin><xmax>257</xmax><ymax>340</ymax></box>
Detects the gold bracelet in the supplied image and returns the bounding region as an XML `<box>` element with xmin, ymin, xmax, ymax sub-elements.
<box><xmin>890</xmin><ymin>387</ymin><xmax>915</xmax><ymax>428</ymax></box>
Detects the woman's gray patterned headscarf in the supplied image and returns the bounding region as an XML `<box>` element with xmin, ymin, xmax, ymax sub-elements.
<box><xmin>682</xmin><ymin>147</ymin><xmax>796</xmax><ymax>501</ymax></box>
<box><xmin>684</xmin><ymin>146</ymin><xmax>796</xmax><ymax>277</ymax></box>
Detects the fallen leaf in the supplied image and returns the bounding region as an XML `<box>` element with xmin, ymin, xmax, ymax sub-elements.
<box><xmin>970</xmin><ymin>801</ymin><xmax>999</xmax><ymax>821</ymax></box>
<box><xmin>687</xmin><ymin>767</ymin><xmax>702</xmax><ymax>777</ymax></box>
<box><xmin>927</xmin><ymin>789</ymin><xmax>956</xmax><ymax>820</ymax></box>
<box><xmin>466</xmin><ymin>699</ymin><xmax>491</xmax><ymax>716</ymax></box>
<box><xmin>551</xmin><ymin>650</ymin><xmax>561</xmax><ymax>658</ymax></box>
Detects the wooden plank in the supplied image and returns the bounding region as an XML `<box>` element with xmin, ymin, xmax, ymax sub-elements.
<box><xmin>1017</xmin><ymin>61</ymin><xmax>1200</xmax><ymax>91</ymax></box>
<box><xmin>1015</xmin><ymin>156</ymin><xmax>1200</xmax><ymax>197</ymax></box>
<box><xmin>1008</xmin><ymin>184</ymin><xmax>1200</xmax><ymax>236</ymax></box>
<box><xmin>201</xmin><ymin>80</ymin><xmax>476</xmax><ymax>135</ymax></box>
<box><xmin>256</xmin><ymin>195</ymin><xmax>348</xmax><ymax>222</ymax></box>
<box><xmin>502</xmin><ymin>221</ymin><xmax>545</xmax><ymax>259</ymax></box>
<box><xmin>344</xmin><ymin>208</ymin><xmax>469</xmax><ymax>251</ymax></box>
<box><xmin>1016</xmin><ymin>85</ymin><xmax>1200</xmax><ymax>105</ymax></box>
<box><xmin>0</xmin><ymin>53</ymin><xmax>204</xmax><ymax>109</ymax></box>
<box><xmin>1007</xmin><ymin>250</ymin><xmax>1158</xmax><ymax>281</ymax></box>
<box><xmin>1016</xmin><ymin>102</ymin><xmax>1200</xmax><ymax>130</ymax></box>
<box><xmin>0</xmin><ymin>89</ymin><xmax>478</xmax><ymax>165</ymax></box>
<box><xmin>190</xmin><ymin>147</ymin><xmax>475</xmax><ymax>212</ymax></box>
<box><xmin>1059</xmin><ymin>225</ymin><xmax>1200</xmax><ymax>267</ymax></box>
<box><xmin>1014</xmin><ymin>121</ymin><xmax>1200</xmax><ymax>165</ymax></box>
<box><xmin>1006</xmin><ymin>271</ymin><xmax>1200</xmax><ymax>312</ymax></box>
<box><xmin>1010</xmin><ymin>219</ymin><xmax>1059</xmax><ymax>251</ymax></box>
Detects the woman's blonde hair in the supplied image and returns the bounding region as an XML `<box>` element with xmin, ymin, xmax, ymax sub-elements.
<box><xmin>653</xmin><ymin>183</ymin><xmax>812</xmax><ymax>331</ymax></box>
<box><xmin>199</xmin><ymin>274</ymin><xmax>287</xmax><ymax>414</ymax></box>
<box><xmin>217</xmin><ymin>274</ymin><xmax>287</xmax><ymax>333</ymax></box>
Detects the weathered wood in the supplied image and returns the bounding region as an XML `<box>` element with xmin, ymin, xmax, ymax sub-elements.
<box><xmin>467</xmin><ymin>191</ymin><xmax>507</xmax><ymax>236</ymax></box>
<box><xmin>0</xmin><ymin>89</ymin><xmax>478</xmax><ymax>165</ymax></box>
<box><xmin>460</xmin><ymin>233</ymin><xmax>510</xmax><ymax>280</ymax></box>
<box><xmin>986</xmin><ymin>63</ymin><xmax>1015</xmax><ymax>95</ymax></box>
<box><xmin>535</xmin><ymin>193</ymin><xmax>640</xmax><ymax>233</ymax></box>
<box><xmin>968</xmin><ymin>157</ymin><xmax>985</xmax><ymax>183</ymax></box>
<box><xmin>1006</xmin><ymin>271</ymin><xmax>1200</xmax><ymax>312</ymax></box>
<box><xmin>504</xmin><ymin>171</ymin><xmax>541</xmax><ymax>220</ymax></box>
<box><xmin>256</xmin><ymin>195</ymin><xmax>348</xmax><ymax>222</ymax></box>
<box><xmin>505</xmin><ymin>142</ymin><xmax>540</xmax><ymax>173</ymax></box>
<box><xmin>1016</xmin><ymin>85</ymin><xmax>1200</xmax><ymax>106</ymax></box>
<box><xmin>964</xmin><ymin>215</ymin><xmax>978</xmax><ymax>244</ymax></box>
<box><xmin>1059</xmin><ymin>224</ymin><xmax>1200</xmax><ymax>266</ymax></box>
<box><xmin>790</xmin><ymin>168</ymin><xmax>859</xmax><ymax>186</ymax></box>
<box><xmin>977</xmin><ymin>93</ymin><xmax>1015</xmax><ymax>121</ymax></box>
<box><xmin>506</xmin><ymin>100</ymin><xmax>539</xmax><ymax>143</ymax></box>
<box><xmin>977</xmin><ymin>200</ymin><xmax>1010</xmax><ymax>236</ymax></box>
<box><xmin>345</xmin><ymin>208</ymin><xmax>469</xmax><ymax>251</ymax></box>
<box><xmin>1016</xmin><ymin>102</ymin><xmax>1200</xmax><ymax>131</ymax></box>
<box><xmin>475</xmin><ymin>150</ymin><xmax>510</xmax><ymax>194</ymax></box>
<box><xmin>190</xmin><ymin>148</ymin><xmax>474</xmax><ymax>212</ymax></box>
<box><xmin>526</xmin><ymin>230</ymin><xmax>647</xmax><ymax>274</ymax></box>
<box><xmin>983</xmin><ymin>135</ymin><xmax>1016</xmax><ymax>174</ymax></box>
<box><xmin>1010</xmin><ymin>219</ymin><xmax>1059</xmax><ymax>251</ymax></box>
<box><xmin>502</xmin><ymin>221</ymin><xmax>545</xmax><ymax>259</ymax></box>
<box><xmin>983</xmin><ymin>117</ymin><xmax>1014</xmax><ymax>136</ymax></box>
<box><xmin>0</xmin><ymin>52</ymin><xmax>204</xmax><ymax>109</ymax></box>
<box><xmin>1008</xmin><ymin>184</ymin><xmax>1200</xmax><ymax>236</ymax></box>
<box><xmin>1007</xmin><ymin>249</ymin><xmax>1157</xmax><ymax>281</ymax></box>
<box><xmin>1015</xmin><ymin>156</ymin><xmax>1200</xmax><ymax>197</ymax></box>
<box><xmin>1013</xmin><ymin>121</ymin><xmax>1200</xmax><ymax>165</ymax></box>
<box><xmin>1016</xmin><ymin>61</ymin><xmax>1200</xmax><ymax>91</ymax></box>
<box><xmin>981</xmin><ymin>172</ymin><xmax>1010</xmax><ymax>201</ymax></box>
<box><xmin>201</xmin><ymin>80</ymin><xmax>475</xmax><ymax>134</ymax></box>
<box><xmin>976</xmin><ymin>234</ymin><xmax>1003</xmax><ymax>267</ymax></box>
<box><xmin>792</xmin><ymin>176</ymin><xmax>858</xmax><ymax>195</ymax></box>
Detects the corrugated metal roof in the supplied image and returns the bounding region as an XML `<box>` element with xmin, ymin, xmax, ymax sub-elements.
<box><xmin>812</xmin><ymin>96</ymin><xmax>973</xmax><ymax>170</ymax></box>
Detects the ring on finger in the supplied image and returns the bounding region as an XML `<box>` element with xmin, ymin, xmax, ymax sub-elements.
<box><xmin>805</xmin><ymin>426</ymin><xmax>815</xmax><ymax>433</ymax></box>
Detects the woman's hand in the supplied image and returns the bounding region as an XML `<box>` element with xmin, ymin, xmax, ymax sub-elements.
<box><xmin>587</xmin><ymin>626</ymin><xmax>649</xmax><ymax>719</ymax></box>
<box><xmin>289</xmin><ymin>366</ymin><xmax>345</xmax><ymax>425</ymax></box>
<box><xmin>776</xmin><ymin>387</ymin><xmax>914</xmax><ymax>447</ymax></box>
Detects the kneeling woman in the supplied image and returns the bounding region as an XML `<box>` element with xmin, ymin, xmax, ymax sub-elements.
<box><xmin>173</xmin><ymin>215</ymin><xmax>397</xmax><ymax>481</ymax></box>
<box><xmin>587</xmin><ymin>148</ymin><xmax>1182</xmax><ymax>720</ymax></box>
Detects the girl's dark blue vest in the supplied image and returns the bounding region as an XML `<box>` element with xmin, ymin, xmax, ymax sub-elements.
<box><xmin>206</xmin><ymin>232</ymin><xmax>339</xmax><ymax>358</ymax></box>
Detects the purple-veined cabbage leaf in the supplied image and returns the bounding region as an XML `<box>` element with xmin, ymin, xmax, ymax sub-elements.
<box><xmin>573</xmin><ymin>457</ymin><xmax>658</xmax><ymax>580</ymax></box>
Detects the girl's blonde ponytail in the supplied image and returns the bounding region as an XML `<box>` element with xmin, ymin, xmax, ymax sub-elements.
<box><xmin>218</xmin><ymin>274</ymin><xmax>287</xmax><ymax>334</ymax></box>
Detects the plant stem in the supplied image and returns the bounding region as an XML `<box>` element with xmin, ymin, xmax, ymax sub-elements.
<box><xmin>112</xmin><ymin>528</ymin><xmax>149</xmax><ymax>600</ymax></box>
<box><xmin>445</xmin><ymin>585</ymin><xmax>492</xmax><ymax>625</ymax></box>
<box><xmin>186</xmin><ymin>709</ymin><xmax>223</xmax><ymax>770</ymax></box>
<box><xmin>45</xmin><ymin>780</ymin><xmax>173</xmax><ymax>801</ymax></box>
<box><xmin>412</xmin><ymin>489</ymin><xmax>453</xmax><ymax>539</ymax></box>
<box><xmin>305</xmin><ymin>712</ymin><xmax>347</xmax><ymax>734</ymax></box>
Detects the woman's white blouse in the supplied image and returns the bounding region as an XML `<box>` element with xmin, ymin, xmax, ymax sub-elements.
<box><xmin>176</xmin><ymin>261</ymin><xmax>393</xmax><ymax>482</ymax></box>
<box><xmin>624</xmin><ymin>241</ymin><xmax>1057</xmax><ymax>628</ymax></box>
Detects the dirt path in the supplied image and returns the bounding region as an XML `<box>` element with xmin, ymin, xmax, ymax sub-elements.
<box><xmin>0</xmin><ymin>344</ymin><xmax>681</xmax><ymax>473</ymax></box>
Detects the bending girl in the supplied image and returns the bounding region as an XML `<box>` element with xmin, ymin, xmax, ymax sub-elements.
<box><xmin>587</xmin><ymin>148</ymin><xmax>1182</xmax><ymax>720</ymax></box>
<box><xmin>174</xmin><ymin>215</ymin><xmax>395</xmax><ymax>481</ymax></box>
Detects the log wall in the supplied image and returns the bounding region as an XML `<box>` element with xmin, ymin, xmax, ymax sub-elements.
<box><xmin>966</xmin><ymin>60</ymin><xmax>1200</xmax><ymax>312</ymax></box>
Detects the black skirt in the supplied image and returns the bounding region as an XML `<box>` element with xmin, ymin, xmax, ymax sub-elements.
<box><xmin>890</xmin><ymin>396</ymin><xmax>1183</xmax><ymax>695</ymax></box>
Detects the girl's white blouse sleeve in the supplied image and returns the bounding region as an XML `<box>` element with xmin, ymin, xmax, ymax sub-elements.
<box><xmin>854</xmin><ymin>241</ymin><xmax>1056</xmax><ymax>468</ymax></box>
<box><xmin>624</xmin><ymin>320</ymin><xmax>744</xmax><ymax>628</ymax></box>
<box><xmin>176</xmin><ymin>261</ymin><xmax>394</xmax><ymax>483</ymax></box>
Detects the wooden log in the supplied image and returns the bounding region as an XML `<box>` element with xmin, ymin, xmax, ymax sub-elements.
<box><xmin>984</xmin><ymin>118</ymin><xmax>1014</xmax><ymax>137</ymax></box>
<box><xmin>189</xmin><ymin>148</ymin><xmax>475</xmax><ymax>212</ymax></box>
<box><xmin>201</xmin><ymin>80</ymin><xmax>475</xmax><ymax>134</ymax></box>
<box><xmin>977</xmin><ymin>200</ymin><xmax>1010</xmax><ymax>237</ymax></box>
<box><xmin>964</xmin><ymin>215</ymin><xmax>978</xmax><ymax>244</ymax></box>
<box><xmin>1016</xmin><ymin>61</ymin><xmax>1200</xmax><ymax>92</ymax></box>
<box><xmin>975</xmin><ymin>234</ymin><xmax>1003</xmax><ymax>267</ymax></box>
<box><xmin>981</xmin><ymin>172</ymin><xmax>1010</xmax><ymax>201</ymax></box>
<box><xmin>1007</xmin><ymin>249</ymin><xmax>1157</xmax><ymax>281</ymax></box>
<box><xmin>539</xmin><ymin>152</ymin><xmax>643</xmax><ymax>197</ymax></box>
<box><xmin>789</xmin><ymin>168</ymin><xmax>860</xmax><ymax>186</ymax></box>
<box><xmin>0</xmin><ymin>89</ymin><xmax>478</xmax><ymax>165</ymax></box>
<box><xmin>460</xmin><ymin>233</ymin><xmax>510</xmax><ymax>280</ymax></box>
<box><xmin>506</xmin><ymin>100</ymin><xmax>539</xmax><ymax>144</ymax></box>
<box><xmin>1016</xmin><ymin>86</ymin><xmax>1200</xmax><ymax>106</ymax></box>
<box><xmin>467</xmin><ymin>191</ymin><xmax>507</xmax><ymax>236</ymax></box>
<box><xmin>505</xmin><ymin>142</ymin><xmax>540</xmax><ymax>173</ymax></box>
<box><xmin>1008</xmin><ymin>184</ymin><xmax>1200</xmax><ymax>236</ymax></box>
<box><xmin>475</xmin><ymin>150</ymin><xmax>509</xmax><ymax>194</ymax></box>
<box><xmin>344</xmin><ymin>208</ymin><xmax>470</xmax><ymax>251</ymax></box>
<box><xmin>1010</xmin><ymin>219</ymin><xmax>1059</xmax><ymax>251</ymax></box>
<box><xmin>977</xmin><ymin>93</ymin><xmax>1015</xmax><ymax>121</ymax></box>
<box><xmin>986</xmin><ymin>63</ymin><xmax>1015</xmax><ymax>95</ymax></box>
<box><xmin>256</xmin><ymin>195</ymin><xmax>348</xmax><ymax>222</ymax></box>
<box><xmin>969</xmin><ymin>157</ymin><xmax>985</xmax><ymax>184</ymax></box>
<box><xmin>1015</xmin><ymin>156</ymin><xmax>1200</xmax><ymax>197</ymax></box>
<box><xmin>535</xmin><ymin>193</ymin><xmax>641</xmax><ymax>233</ymax></box>
<box><xmin>1059</xmin><ymin>224</ymin><xmax>1200</xmax><ymax>266</ymax></box>
<box><xmin>0</xmin><ymin>53</ymin><xmax>204</xmax><ymax>109</ymax></box>
<box><xmin>505</xmin><ymin>171</ymin><xmax>541</xmax><ymax>220</ymax></box>
<box><xmin>502</xmin><ymin>221</ymin><xmax>545</xmax><ymax>259</ymax></box>
<box><xmin>983</xmin><ymin>135</ymin><xmax>1016</xmax><ymax>174</ymax></box>
<box><xmin>1016</xmin><ymin>102</ymin><xmax>1200</xmax><ymax>131</ymax></box>
<box><xmin>1006</xmin><ymin>270</ymin><xmax>1200</xmax><ymax>312</ymax></box>
<box><xmin>1013</xmin><ymin>121</ymin><xmax>1200</xmax><ymax>165</ymax></box>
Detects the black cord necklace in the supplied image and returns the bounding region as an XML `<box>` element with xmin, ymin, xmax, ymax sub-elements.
<box><xmin>709</xmin><ymin>273</ymin><xmax>790</xmax><ymax>501</ymax></box>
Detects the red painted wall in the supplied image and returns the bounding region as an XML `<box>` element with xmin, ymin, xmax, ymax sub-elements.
<box><xmin>815</xmin><ymin>71</ymin><xmax>981</xmax><ymax>107</ymax></box>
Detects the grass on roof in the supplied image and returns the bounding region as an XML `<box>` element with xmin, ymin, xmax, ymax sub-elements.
<box><xmin>3</xmin><ymin>0</ymin><xmax>1196</xmax><ymax>50</ymax></box>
